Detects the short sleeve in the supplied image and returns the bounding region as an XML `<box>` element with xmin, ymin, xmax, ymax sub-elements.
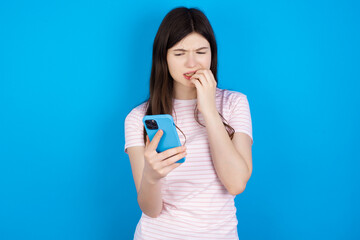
<box><xmin>124</xmin><ymin>107</ymin><xmax>145</xmax><ymax>153</ymax></box>
<box><xmin>228</xmin><ymin>93</ymin><xmax>253</xmax><ymax>142</ymax></box>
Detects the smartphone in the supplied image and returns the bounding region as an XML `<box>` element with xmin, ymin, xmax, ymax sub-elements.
<box><xmin>143</xmin><ymin>114</ymin><xmax>185</xmax><ymax>163</ymax></box>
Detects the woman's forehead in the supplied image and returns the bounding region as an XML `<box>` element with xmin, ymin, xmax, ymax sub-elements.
<box><xmin>171</xmin><ymin>33</ymin><xmax>210</xmax><ymax>50</ymax></box>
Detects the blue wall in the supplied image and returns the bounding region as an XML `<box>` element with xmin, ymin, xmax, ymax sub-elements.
<box><xmin>1</xmin><ymin>0</ymin><xmax>359</xmax><ymax>239</ymax></box>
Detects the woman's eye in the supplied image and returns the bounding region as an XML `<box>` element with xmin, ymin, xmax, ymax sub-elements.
<box><xmin>174</xmin><ymin>52</ymin><xmax>206</xmax><ymax>56</ymax></box>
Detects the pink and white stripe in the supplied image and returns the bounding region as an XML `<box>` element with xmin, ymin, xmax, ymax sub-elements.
<box><xmin>124</xmin><ymin>88</ymin><xmax>253</xmax><ymax>239</ymax></box>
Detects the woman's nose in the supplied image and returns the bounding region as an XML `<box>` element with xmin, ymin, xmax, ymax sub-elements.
<box><xmin>185</xmin><ymin>53</ymin><xmax>198</xmax><ymax>68</ymax></box>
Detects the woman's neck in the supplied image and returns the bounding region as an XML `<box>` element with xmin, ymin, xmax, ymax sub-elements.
<box><xmin>173</xmin><ymin>83</ymin><xmax>197</xmax><ymax>100</ymax></box>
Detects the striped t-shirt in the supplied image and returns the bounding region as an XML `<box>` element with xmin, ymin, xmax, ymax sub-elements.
<box><xmin>124</xmin><ymin>88</ymin><xmax>253</xmax><ymax>240</ymax></box>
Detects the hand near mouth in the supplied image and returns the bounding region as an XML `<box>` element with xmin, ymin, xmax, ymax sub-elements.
<box><xmin>190</xmin><ymin>69</ymin><xmax>217</xmax><ymax>116</ymax></box>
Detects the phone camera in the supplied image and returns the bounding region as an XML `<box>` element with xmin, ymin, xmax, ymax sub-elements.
<box><xmin>145</xmin><ymin>119</ymin><xmax>158</xmax><ymax>130</ymax></box>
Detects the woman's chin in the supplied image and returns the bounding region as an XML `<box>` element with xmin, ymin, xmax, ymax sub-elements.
<box><xmin>174</xmin><ymin>80</ymin><xmax>196</xmax><ymax>88</ymax></box>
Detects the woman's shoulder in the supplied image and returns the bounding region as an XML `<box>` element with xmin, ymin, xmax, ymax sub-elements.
<box><xmin>216</xmin><ymin>87</ymin><xmax>248</xmax><ymax>105</ymax></box>
<box><xmin>125</xmin><ymin>101</ymin><xmax>148</xmax><ymax>120</ymax></box>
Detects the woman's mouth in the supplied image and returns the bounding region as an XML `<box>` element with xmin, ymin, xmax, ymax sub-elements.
<box><xmin>183</xmin><ymin>71</ymin><xmax>196</xmax><ymax>80</ymax></box>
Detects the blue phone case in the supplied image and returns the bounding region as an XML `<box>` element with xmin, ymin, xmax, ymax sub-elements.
<box><xmin>143</xmin><ymin>114</ymin><xmax>185</xmax><ymax>163</ymax></box>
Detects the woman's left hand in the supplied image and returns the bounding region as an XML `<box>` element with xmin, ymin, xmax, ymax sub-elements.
<box><xmin>190</xmin><ymin>69</ymin><xmax>217</xmax><ymax>116</ymax></box>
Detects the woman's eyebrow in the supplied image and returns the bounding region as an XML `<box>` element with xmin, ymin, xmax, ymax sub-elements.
<box><xmin>173</xmin><ymin>47</ymin><xmax>209</xmax><ymax>52</ymax></box>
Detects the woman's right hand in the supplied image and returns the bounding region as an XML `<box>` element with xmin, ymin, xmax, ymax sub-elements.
<box><xmin>143</xmin><ymin>130</ymin><xmax>186</xmax><ymax>184</ymax></box>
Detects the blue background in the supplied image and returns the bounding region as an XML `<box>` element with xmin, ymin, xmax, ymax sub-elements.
<box><xmin>1</xmin><ymin>0</ymin><xmax>359</xmax><ymax>239</ymax></box>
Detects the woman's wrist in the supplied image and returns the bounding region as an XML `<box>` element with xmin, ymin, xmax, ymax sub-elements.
<box><xmin>142</xmin><ymin>171</ymin><xmax>161</xmax><ymax>185</ymax></box>
<box><xmin>201</xmin><ymin>107</ymin><xmax>219</xmax><ymax>120</ymax></box>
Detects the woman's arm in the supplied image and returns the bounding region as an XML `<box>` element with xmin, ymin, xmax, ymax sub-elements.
<box><xmin>190</xmin><ymin>69</ymin><xmax>253</xmax><ymax>195</ymax></box>
<box><xmin>127</xmin><ymin>146</ymin><xmax>163</xmax><ymax>218</ymax></box>
<box><xmin>202</xmin><ymin>110</ymin><xmax>253</xmax><ymax>195</ymax></box>
<box><xmin>127</xmin><ymin>131</ymin><xmax>186</xmax><ymax>217</ymax></box>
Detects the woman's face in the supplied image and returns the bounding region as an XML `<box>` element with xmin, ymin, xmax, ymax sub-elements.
<box><xmin>167</xmin><ymin>32</ymin><xmax>211</xmax><ymax>89</ymax></box>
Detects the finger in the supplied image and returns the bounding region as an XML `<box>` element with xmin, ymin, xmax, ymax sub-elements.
<box><xmin>148</xmin><ymin>129</ymin><xmax>163</xmax><ymax>151</ymax></box>
<box><xmin>196</xmin><ymin>69</ymin><xmax>216</xmax><ymax>87</ymax></box>
<box><xmin>161</xmin><ymin>162</ymin><xmax>183</xmax><ymax>176</ymax></box>
<box><xmin>193</xmin><ymin>70</ymin><xmax>209</xmax><ymax>83</ymax></box>
<box><xmin>191</xmin><ymin>78</ymin><xmax>202</xmax><ymax>89</ymax></box>
<box><xmin>158</xmin><ymin>145</ymin><xmax>186</xmax><ymax>161</ymax></box>
<box><xmin>161</xmin><ymin>151</ymin><xmax>187</xmax><ymax>167</ymax></box>
<box><xmin>145</xmin><ymin>135</ymin><xmax>150</xmax><ymax>147</ymax></box>
<box><xmin>202</xmin><ymin>70</ymin><xmax>216</xmax><ymax>87</ymax></box>
<box><xmin>191</xmin><ymin>73</ymin><xmax>208</xmax><ymax>87</ymax></box>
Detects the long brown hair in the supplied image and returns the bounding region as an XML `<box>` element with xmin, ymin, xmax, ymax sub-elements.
<box><xmin>143</xmin><ymin>7</ymin><xmax>234</xmax><ymax>143</ymax></box>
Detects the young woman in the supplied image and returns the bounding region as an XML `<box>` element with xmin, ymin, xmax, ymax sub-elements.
<box><xmin>124</xmin><ymin>7</ymin><xmax>253</xmax><ymax>239</ymax></box>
